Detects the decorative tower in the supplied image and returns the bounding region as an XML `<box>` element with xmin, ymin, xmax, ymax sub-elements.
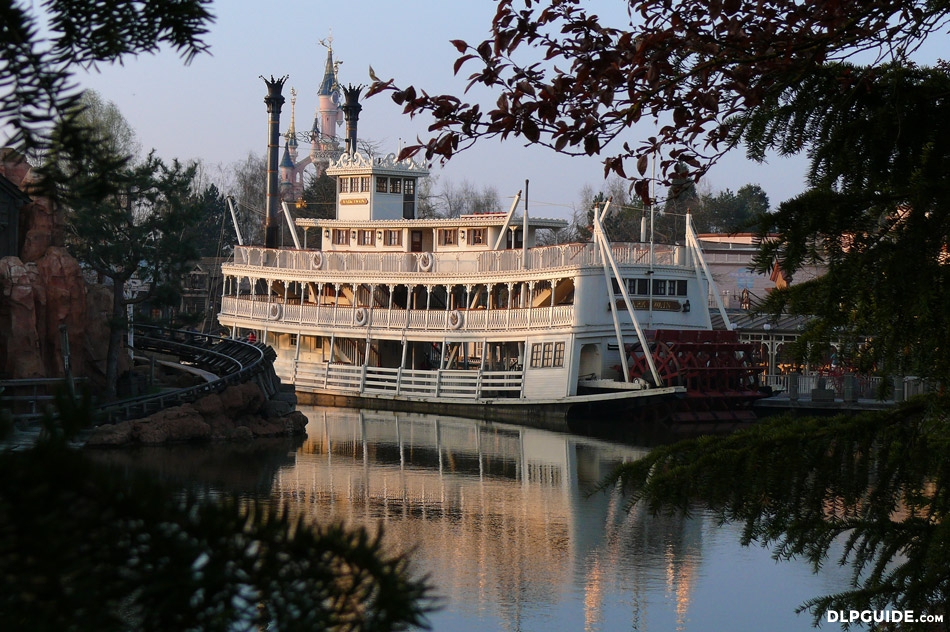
<box><xmin>262</xmin><ymin>75</ymin><xmax>287</xmax><ymax>249</ymax></box>
<box><xmin>286</xmin><ymin>87</ymin><xmax>299</xmax><ymax>163</ymax></box>
<box><xmin>318</xmin><ymin>41</ymin><xmax>342</xmax><ymax>146</ymax></box>
<box><xmin>310</xmin><ymin>37</ymin><xmax>344</xmax><ymax>175</ymax></box>
<box><xmin>280</xmin><ymin>87</ymin><xmax>302</xmax><ymax>202</ymax></box>
<box><xmin>279</xmin><ymin>142</ymin><xmax>295</xmax><ymax>201</ymax></box>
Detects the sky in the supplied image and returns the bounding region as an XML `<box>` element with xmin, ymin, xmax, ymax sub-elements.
<box><xmin>74</xmin><ymin>0</ymin><xmax>949</xmax><ymax>222</ymax></box>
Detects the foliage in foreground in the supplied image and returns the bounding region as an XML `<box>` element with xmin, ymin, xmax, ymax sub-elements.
<box><xmin>604</xmin><ymin>397</ymin><xmax>950</xmax><ymax>630</ymax></box>
<box><xmin>0</xmin><ymin>394</ymin><xmax>433</xmax><ymax>631</ymax></box>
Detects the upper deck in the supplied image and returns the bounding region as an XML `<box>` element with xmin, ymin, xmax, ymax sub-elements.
<box><xmin>226</xmin><ymin>240</ymin><xmax>694</xmax><ymax>282</ymax></box>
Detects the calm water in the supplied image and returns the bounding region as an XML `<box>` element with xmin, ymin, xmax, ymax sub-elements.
<box><xmin>91</xmin><ymin>406</ymin><xmax>854</xmax><ymax>631</ymax></box>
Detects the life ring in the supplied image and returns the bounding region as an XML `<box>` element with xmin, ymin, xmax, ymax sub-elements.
<box><xmin>354</xmin><ymin>307</ymin><xmax>369</xmax><ymax>326</ymax></box>
<box><xmin>418</xmin><ymin>252</ymin><xmax>433</xmax><ymax>272</ymax></box>
<box><xmin>448</xmin><ymin>310</ymin><xmax>464</xmax><ymax>329</ymax></box>
<box><xmin>268</xmin><ymin>303</ymin><xmax>281</xmax><ymax>320</ymax></box>
<box><xmin>311</xmin><ymin>251</ymin><xmax>324</xmax><ymax>269</ymax></box>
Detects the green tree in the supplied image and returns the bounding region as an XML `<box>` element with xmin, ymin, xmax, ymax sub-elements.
<box><xmin>696</xmin><ymin>184</ymin><xmax>770</xmax><ymax>234</ymax></box>
<box><xmin>302</xmin><ymin>172</ymin><xmax>338</xmax><ymax>220</ymax></box>
<box><xmin>663</xmin><ymin>162</ymin><xmax>699</xmax><ymax>216</ymax></box>
<box><xmin>49</xmin><ymin>146</ymin><xmax>204</xmax><ymax>399</ymax></box>
<box><xmin>747</xmin><ymin>63</ymin><xmax>950</xmax><ymax>381</ymax></box>
<box><xmin>192</xmin><ymin>182</ymin><xmax>232</xmax><ymax>257</ymax></box>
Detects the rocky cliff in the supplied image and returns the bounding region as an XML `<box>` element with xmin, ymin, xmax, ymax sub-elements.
<box><xmin>0</xmin><ymin>150</ymin><xmax>121</xmax><ymax>386</ymax></box>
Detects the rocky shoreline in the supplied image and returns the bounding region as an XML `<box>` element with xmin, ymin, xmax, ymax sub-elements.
<box><xmin>85</xmin><ymin>382</ymin><xmax>307</xmax><ymax>447</ymax></box>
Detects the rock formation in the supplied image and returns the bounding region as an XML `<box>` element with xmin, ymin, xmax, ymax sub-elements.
<box><xmin>84</xmin><ymin>382</ymin><xmax>308</xmax><ymax>447</ymax></box>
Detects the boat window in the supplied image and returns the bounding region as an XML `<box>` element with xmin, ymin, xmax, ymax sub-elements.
<box><xmin>470</xmin><ymin>228</ymin><xmax>484</xmax><ymax>245</ymax></box>
<box><xmin>553</xmin><ymin>342</ymin><xmax>565</xmax><ymax>366</ymax></box>
<box><xmin>439</xmin><ymin>229</ymin><xmax>457</xmax><ymax>246</ymax></box>
<box><xmin>333</xmin><ymin>229</ymin><xmax>349</xmax><ymax>245</ymax></box>
<box><xmin>530</xmin><ymin>342</ymin><xmax>566</xmax><ymax>368</ymax></box>
<box><xmin>360</xmin><ymin>176</ymin><xmax>371</xmax><ymax>192</ymax></box>
<box><xmin>385</xmin><ymin>230</ymin><xmax>402</xmax><ymax>246</ymax></box>
<box><xmin>389</xmin><ymin>178</ymin><xmax>402</xmax><ymax>194</ymax></box>
<box><xmin>652</xmin><ymin>279</ymin><xmax>667</xmax><ymax>296</ymax></box>
<box><xmin>359</xmin><ymin>230</ymin><xmax>374</xmax><ymax>246</ymax></box>
<box><xmin>376</xmin><ymin>177</ymin><xmax>388</xmax><ymax>193</ymax></box>
<box><xmin>339</xmin><ymin>177</ymin><xmax>350</xmax><ymax>193</ymax></box>
<box><xmin>530</xmin><ymin>344</ymin><xmax>543</xmax><ymax>367</ymax></box>
<box><xmin>403</xmin><ymin>178</ymin><xmax>415</xmax><ymax>195</ymax></box>
<box><xmin>673</xmin><ymin>280</ymin><xmax>688</xmax><ymax>296</ymax></box>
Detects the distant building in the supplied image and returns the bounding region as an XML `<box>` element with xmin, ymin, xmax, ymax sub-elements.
<box><xmin>178</xmin><ymin>257</ymin><xmax>227</xmax><ymax>332</ymax></box>
<box><xmin>697</xmin><ymin>232</ymin><xmax>824</xmax><ymax>311</ymax></box>
<box><xmin>697</xmin><ymin>232</ymin><xmax>831</xmax><ymax>374</ymax></box>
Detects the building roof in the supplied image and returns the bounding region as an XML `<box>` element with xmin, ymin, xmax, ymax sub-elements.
<box><xmin>296</xmin><ymin>214</ymin><xmax>568</xmax><ymax>230</ymax></box>
<box><xmin>319</xmin><ymin>48</ymin><xmax>337</xmax><ymax>97</ymax></box>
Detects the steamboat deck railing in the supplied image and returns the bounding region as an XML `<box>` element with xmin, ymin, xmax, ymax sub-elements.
<box><xmin>229</xmin><ymin>241</ymin><xmax>685</xmax><ymax>276</ymax></box>
<box><xmin>284</xmin><ymin>360</ymin><xmax>524</xmax><ymax>401</ymax></box>
<box><xmin>220</xmin><ymin>296</ymin><xmax>575</xmax><ymax>332</ymax></box>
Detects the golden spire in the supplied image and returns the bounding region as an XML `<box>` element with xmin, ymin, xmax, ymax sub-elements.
<box><xmin>286</xmin><ymin>87</ymin><xmax>298</xmax><ymax>145</ymax></box>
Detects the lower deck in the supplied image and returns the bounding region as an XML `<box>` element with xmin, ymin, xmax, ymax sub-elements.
<box><xmin>223</xmin><ymin>323</ymin><xmax>680</xmax><ymax>419</ymax></box>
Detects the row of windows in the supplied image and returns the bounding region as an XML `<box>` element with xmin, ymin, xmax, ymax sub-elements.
<box><xmin>612</xmin><ymin>278</ymin><xmax>688</xmax><ymax>297</ymax></box>
<box><xmin>331</xmin><ymin>229</ymin><xmax>403</xmax><ymax>246</ymax></box>
<box><xmin>337</xmin><ymin>176</ymin><xmax>418</xmax><ymax>195</ymax></box>
<box><xmin>530</xmin><ymin>342</ymin><xmax>566</xmax><ymax>368</ymax></box>
<box><xmin>339</xmin><ymin>176</ymin><xmax>372</xmax><ymax>193</ymax></box>
<box><xmin>374</xmin><ymin>177</ymin><xmax>416</xmax><ymax>195</ymax></box>
<box><xmin>328</xmin><ymin>227</ymin><xmax>492</xmax><ymax>247</ymax></box>
<box><xmin>438</xmin><ymin>228</ymin><xmax>485</xmax><ymax>246</ymax></box>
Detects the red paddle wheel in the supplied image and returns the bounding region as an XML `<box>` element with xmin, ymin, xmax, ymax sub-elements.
<box><xmin>626</xmin><ymin>330</ymin><xmax>766</xmax><ymax>422</ymax></box>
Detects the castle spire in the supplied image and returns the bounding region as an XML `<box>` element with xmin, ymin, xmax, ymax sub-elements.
<box><xmin>318</xmin><ymin>33</ymin><xmax>338</xmax><ymax>97</ymax></box>
<box><xmin>285</xmin><ymin>87</ymin><xmax>298</xmax><ymax>161</ymax></box>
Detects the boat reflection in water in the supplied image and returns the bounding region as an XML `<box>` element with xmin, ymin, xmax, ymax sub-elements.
<box><xmin>270</xmin><ymin>406</ymin><xmax>846</xmax><ymax>631</ymax></box>
<box><xmin>90</xmin><ymin>405</ymin><xmax>847</xmax><ymax>630</ymax></box>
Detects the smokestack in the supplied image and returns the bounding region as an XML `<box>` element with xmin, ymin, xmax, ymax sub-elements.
<box><xmin>341</xmin><ymin>85</ymin><xmax>363</xmax><ymax>156</ymax></box>
<box><xmin>262</xmin><ymin>75</ymin><xmax>288</xmax><ymax>249</ymax></box>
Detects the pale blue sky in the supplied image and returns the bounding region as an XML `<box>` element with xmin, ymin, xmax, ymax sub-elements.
<box><xmin>75</xmin><ymin>0</ymin><xmax>949</xmax><ymax>220</ymax></box>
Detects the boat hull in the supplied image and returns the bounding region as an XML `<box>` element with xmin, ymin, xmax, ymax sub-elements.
<box><xmin>296</xmin><ymin>385</ymin><xmax>685</xmax><ymax>429</ymax></box>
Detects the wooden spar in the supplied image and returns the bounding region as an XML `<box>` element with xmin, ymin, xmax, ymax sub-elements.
<box><xmin>492</xmin><ymin>190</ymin><xmax>523</xmax><ymax>250</ymax></box>
<box><xmin>593</xmin><ymin>198</ymin><xmax>663</xmax><ymax>387</ymax></box>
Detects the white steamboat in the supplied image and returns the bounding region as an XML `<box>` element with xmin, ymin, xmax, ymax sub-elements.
<box><xmin>217</xmin><ymin>157</ymin><xmax>753</xmax><ymax>424</ymax></box>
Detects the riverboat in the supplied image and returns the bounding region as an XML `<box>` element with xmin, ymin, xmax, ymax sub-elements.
<box><xmin>217</xmin><ymin>88</ymin><xmax>761</xmax><ymax>423</ymax></box>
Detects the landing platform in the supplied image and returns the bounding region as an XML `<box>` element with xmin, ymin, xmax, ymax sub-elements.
<box><xmin>754</xmin><ymin>393</ymin><xmax>895</xmax><ymax>416</ymax></box>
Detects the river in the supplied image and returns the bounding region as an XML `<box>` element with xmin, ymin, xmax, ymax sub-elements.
<box><xmin>90</xmin><ymin>405</ymin><xmax>854</xmax><ymax>631</ymax></box>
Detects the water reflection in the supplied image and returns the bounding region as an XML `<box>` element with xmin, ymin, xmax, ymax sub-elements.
<box><xmin>89</xmin><ymin>406</ymin><xmax>849</xmax><ymax>631</ymax></box>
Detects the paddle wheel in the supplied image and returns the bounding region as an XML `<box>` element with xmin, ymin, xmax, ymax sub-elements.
<box><xmin>626</xmin><ymin>330</ymin><xmax>766</xmax><ymax>422</ymax></box>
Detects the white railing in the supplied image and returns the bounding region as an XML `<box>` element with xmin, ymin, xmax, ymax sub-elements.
<box><xmin>287</xmin><ymin>360</ymin><xmax>523</xmax><ymax>400</ymax></box>
<box><xmin>762</xmin><ymin>374</ymin><xmax>907</xmax><ymax>399</ymax></box>
<box><xmin>230</xmin><ymin>242</ymin><xmax>683</xmax><ymax>276</ymax></box>
<box><xmin>220</xmin><ymin>296</ymin><xmax>575</xmax><ymax>332</ymax></box>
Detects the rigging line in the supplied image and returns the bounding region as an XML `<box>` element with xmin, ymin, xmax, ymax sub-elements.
<box><xmin>202</xmin><ymin>206</ymin><xmax>231</xmax><ymax>333</ymax></box>
<box><xmin>232</xmin><ymin>199</ymin><xmax>266</xmax><ymax>216</ymax></box>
